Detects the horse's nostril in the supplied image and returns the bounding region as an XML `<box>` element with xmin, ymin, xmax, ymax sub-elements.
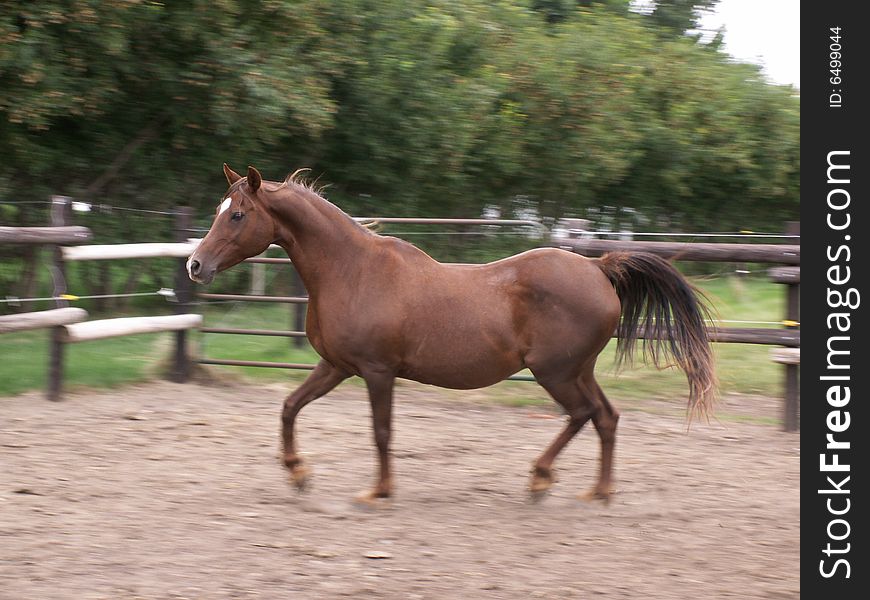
<box><xmin>189</xmin><ymin>259</ymin><xmax>201</xmax><ymax>275</ymax></box>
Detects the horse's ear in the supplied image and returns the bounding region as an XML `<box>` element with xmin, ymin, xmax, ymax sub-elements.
<box><xmin>246</xmin><ymin>166</ymin><xmax>262</xmax><ymax>192</ymax></box>
<box><xmin>223</xmin><ymin>163</ymin><xmax>242</xmax><ymax>185</ymax></box>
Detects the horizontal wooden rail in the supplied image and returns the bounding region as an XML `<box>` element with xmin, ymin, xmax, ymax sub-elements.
<box><xmin>768</xmin><ymin>266</ymin><xmax>800</xmax><ymax>284</ymax></box>
<box><xmin>199</xmin><ymin>327</ymin><xmax>307</xmax><ymax>337</ymax></box>
<box><xmin>61</xmin><ymin>314</ymin><xmax>202</xmax><ymax>343</ymax></box>
<box><xmin>770</xmin><ymin>347</ymin><xmax>800</xmax><ymax>365</ymax></box>
<box><xmin>620</xmin><ymin>327</ymin><xmax>799</xmax><ymax>347</ymax></box>
<box><xmin>0</xmin><ymin>226</ymin><xmax>92</xmax><ymax>245</ymax></box>
<box><xmin>353</xmin><ymin>217</ymin><xmax>549</xmax><ymax>235</ymax></box>
<box><xmin>197</xmin><ymin>293</ymin><xmax>309</xmax><ymax>304</ymax></box>
<box><xmin>198</xmin><ymin>358</ymin><xmax>318</xmax><ymax>370</ymax></box>
<box><xmin>62</xmin><ymin>242</ymin><xmax>197</xmax><ymax>261</ymax></box>
<box><xmin>57</xmin><ymin>240</ymin><xmax>291</xmax><ymax>263</ymax></box>
<box><xmin>704</xmin><ymin>327</ymin><xmax>799</xmax><ymax>347</ymax></box>
<box><xmin>563</xmin><ymin>239</ymin><xmax>800</xmax><ymax>264</ymax></box>
<box><xmin>243</xmin><ymin>257</ymin><xmax>293</xmax><ymax>265</ymax></box>
<box><xmin>0</xmin><ymin>308</ymin><xmax>89</xmax><ymax>334</ymax></box>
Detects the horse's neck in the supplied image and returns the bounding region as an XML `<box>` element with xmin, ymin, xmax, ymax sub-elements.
<box><xmin>265</xmin><ymin>186</ymin><xmax>372</xmax><ymax>294</ymax></box>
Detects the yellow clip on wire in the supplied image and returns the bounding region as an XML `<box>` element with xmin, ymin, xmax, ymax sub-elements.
<box><xmin>782</xmin><ymin>320</ymin><xmax>799</xmax><ymax>327</ymax></box>
<box><xmin>60</xmin><ymin>294</ymin><xmax>80</xmax><ymax>301</ymax></box>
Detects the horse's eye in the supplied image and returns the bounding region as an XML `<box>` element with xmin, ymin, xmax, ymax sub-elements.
<box><xmin>231</xmin><ymin>211</ymin><xmax>244</xmax><ymax>222</ymax></box>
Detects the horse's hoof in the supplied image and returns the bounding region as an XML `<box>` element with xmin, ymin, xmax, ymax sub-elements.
<box><xmin>289</xmin><ymin>464</ymin><xmax>311</xmax><ymax>491</ymax></box>
<box><xmin>529</xmin><ymin>465</ymin><xmax>556</xmax><ymax>499</ymax></box>
<box><xmin>578</xmin><ymin>487</ymin><xmax>614</xmax><ymax>504</ymax></box>
<box><xmin>353</xmin><ymin>490</ymin><xmax>392</xmax><ymax>509</ymax></box>
<box><xmin>529</xmin><ymin>477</ymin><xmax>553</xmax><ymax>497</ymax></box>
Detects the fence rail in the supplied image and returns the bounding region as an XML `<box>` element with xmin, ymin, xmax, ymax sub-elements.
<box><xmin>62</xmin><ymin>242</ymin><xmax>197</xmax><ymax>261</ymax></box>
<box><xmin>60</xmin><ymin>314</ymin><xmax>202</xmax><ymax>343</ymax></box>
<box><xmin>562</xmin><ymin>238</ymin><xmax>800</xmax><ymax>264</ymax></box>
<box><xmin>353</xmin><ymin>217</ymin><xmax>548</xmax><ymax>235</ymax></box>
<box><xmin>0</xmin><ymin>307</ymin><xmax>89</xmax><ymax>334</ymax></box>
<box><xmin>198</xmin><ymin>358</ymin><xmax>319</xmax><ymax>370</ymax></box>
<box><xmin>768</xmin><ymin>266</ymin><xmax>800</xmax><ymax>283</ymax></box>
<box><xmin>198</xmin><ymin>293</ymin><xmax>309</xmax><ymax>303</ymax></box>
<box><xmin>0</xmin><ymin>226</ymin><xmax>93</xmax><ymax>245</ymax></box>
<box><xmin>200</xmin><ymin>327</ymin><xmax>308</xmax><ymax>338</ymax></box>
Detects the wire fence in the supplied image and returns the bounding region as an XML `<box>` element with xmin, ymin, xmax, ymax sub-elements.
<box><xmin>1</xmin><ymin>289</ymin><xmax>176</xmax><ymax>305</ymax></box>
<box><xmin>1</xmin><ymin>200</ymin><xmax>177</xmax><ymax>216</ymax></box>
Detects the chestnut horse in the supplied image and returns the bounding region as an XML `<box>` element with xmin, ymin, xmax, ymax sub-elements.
<box><xmin>188</xmin><ymin>165</ymin><xmax>715</xmax><ymax>503</ymax></box>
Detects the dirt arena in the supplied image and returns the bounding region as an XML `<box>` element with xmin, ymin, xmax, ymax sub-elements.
<box><xmin>1</xmin><ymin>380</ymin><xmax>799</xmax><ymax>599</ymax></box>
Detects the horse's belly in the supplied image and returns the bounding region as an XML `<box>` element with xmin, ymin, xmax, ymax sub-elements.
<box><xmin>397</xmin><ymin>330</ymin><xmax>522</xmax><ymax>389</ymax></box>
<box><xmin>399</xmin><ymin>363</ymin><xmax>521</xmax><ymax>389</ymax></box>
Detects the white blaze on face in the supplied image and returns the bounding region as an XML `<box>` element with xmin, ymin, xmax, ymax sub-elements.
<box><xmin>219</xmin><ymin>197</ymin><xmax>232</xmax><ymax>215</ymax></box>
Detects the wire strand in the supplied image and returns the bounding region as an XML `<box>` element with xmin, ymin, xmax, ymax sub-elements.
<box><xmin>1</xmin><ymin>289</ymin><xmax>174</xmax><ymax>304</ymax></box>
<box><xmin>93</xmin><ymin>205</ymin><xmax>176</xmax><ymax>216</ymax></box>
<box><xmin>566</xmin><ymin>231</ymin><xmax>799</xmax><ymax>239</ymax></box>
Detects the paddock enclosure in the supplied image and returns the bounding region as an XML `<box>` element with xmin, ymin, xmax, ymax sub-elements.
<box><xmin>1</xmin><ymin>380</ymin><xmax>799</xmax><ymax>599</ymax></box>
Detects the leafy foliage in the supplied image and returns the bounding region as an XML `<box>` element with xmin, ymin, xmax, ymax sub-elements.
<box><xmin>1</xmin><ymin>0</ymin><xmax>799</xmax><ymax>302</ymax></box>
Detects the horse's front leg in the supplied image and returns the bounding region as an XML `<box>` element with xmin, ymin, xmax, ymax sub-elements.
<box><xmin>281</xmin><ymin>359</ymin><xmax>349</xmax><ymax>489</ymax></box>
<box><xmin>356</xmin><ymin>372</ymin><xmax>395</xmax><ymax>505</ymax></box>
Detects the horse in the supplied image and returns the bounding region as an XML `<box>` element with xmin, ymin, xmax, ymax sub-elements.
<box><xmin>187</xmin><ymin>164</ymin><xmax>715</xmax><ymax>504</ymax></box>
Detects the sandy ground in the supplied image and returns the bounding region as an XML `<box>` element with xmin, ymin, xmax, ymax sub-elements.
<box><xmin>1</xmin><ymin>380</ymin><xmax>799</xmax><ymax>599</ymax></box>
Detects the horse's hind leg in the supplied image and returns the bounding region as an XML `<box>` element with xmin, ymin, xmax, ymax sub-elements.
<box><xmin>356</xmin><ymin>372</ymin><xmax>395</xmax><ymax>505</ymax></box>
<box><xmin>581</xmin><ymin>377</ymin><xmax>620</xmax><ymax>502</ymax></box>
<box><xmin>281</xmin><ymin>360</ymin><xmax>349</xmax><ymax>489</ymax></box>
<box><xmin>529</xmin><ymin>375</ymin><xmax>597</xmax><ymax>497</ymax></box>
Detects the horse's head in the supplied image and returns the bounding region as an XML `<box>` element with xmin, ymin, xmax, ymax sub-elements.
<box><xmin>187</xmin><ymin>164</ymin><xmax>277</xmax><ymax>284</ymax></box>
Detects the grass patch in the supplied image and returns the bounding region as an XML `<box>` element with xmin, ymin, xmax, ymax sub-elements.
<box><xmin>713</xmin><ymin>413</ymin><xmax>782</xmax><ymax>427</ymax></box>
<box><xmin>0</xmin><ymin>328</ymin><xmax>166</xmax><ymax>396</ymax></box>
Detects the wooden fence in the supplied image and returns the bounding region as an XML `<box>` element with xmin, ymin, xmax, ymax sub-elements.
<box><xmin>2</xmin><ymin>203</ymin><xmax>800</xmax><ymax>431</ymax></box>
<box><xmin>0</xmin><ymin>198</ymin><xmax>200</xmax><ymax>400</ymax></box>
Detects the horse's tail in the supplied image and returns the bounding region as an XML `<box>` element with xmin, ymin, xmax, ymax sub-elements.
<box><xmin>595</xmin><ymin>252</ymin><xmax>717</xmax><ymax>420</ymax></box>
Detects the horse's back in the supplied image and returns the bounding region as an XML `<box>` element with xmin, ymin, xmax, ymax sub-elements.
<box><xmin>397</xmin><ymin>246</ymin><xmax>620</xmax><ymax>386</ymax></box>
<box><xmin>476</xmin><ymin>247</ymin><xmax>621</xmax><ymax>351</ymax></box>
<box><xmin>463</xmin><ymin>248</ymin><xmax>619</xmax><ymax>322</ymax></box>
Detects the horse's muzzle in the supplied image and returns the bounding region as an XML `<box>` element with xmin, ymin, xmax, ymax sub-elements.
<box><xmin>187</xmin><ymin>256</ymin><xmax>215</xmax><ymax>284</ymax></box>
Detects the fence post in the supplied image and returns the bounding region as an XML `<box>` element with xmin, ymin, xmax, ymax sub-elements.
<box><xmin>783</xmin><ymin>221</ymin><xmax>800</xmax><ymax>432</ymax></box>
<box><xmin>47</xmin><ymin>196</ymin><xmax>72</xmax><ymax>401</ymax></box>
<box><xmin>290</xmin><ymin>266</ymin><xmax>306</xmax><ymax>348</ymax></box>
<box><xmin>170</xmin><ymin>206</ymin><xmax>193</xmax><ymax>382</ymax></box>
<box><xmin>250</xmin><ymin>262</ymin><xmax>266</xmax><ymax>296</ymax></box>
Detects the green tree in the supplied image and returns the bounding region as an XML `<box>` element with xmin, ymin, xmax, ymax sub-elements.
<box><xmin>1</xmin><ymin>0</ymin><xmax>798</xmax><ymax>233</ymax></box>
<box><xmin>646</xmin><ymin>0</ymin><xmax>719</xmax><ymax>37</ymax></box>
